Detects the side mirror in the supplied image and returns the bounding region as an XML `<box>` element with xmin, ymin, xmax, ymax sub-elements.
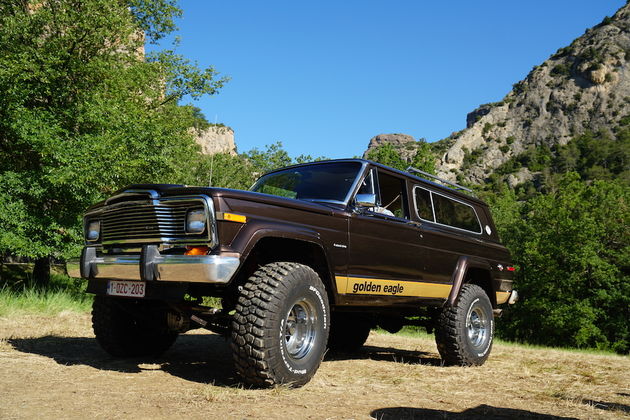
<box><xmin>355</xmin><ymin>193</ymin><xmax>376</xmax><ymax>208</ymax></box>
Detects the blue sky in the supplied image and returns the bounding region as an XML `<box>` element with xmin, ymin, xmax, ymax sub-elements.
<box><xmin>154</xmin><ymin>0</ymin><xmax>626</xmax><ymax>159</ymax></box>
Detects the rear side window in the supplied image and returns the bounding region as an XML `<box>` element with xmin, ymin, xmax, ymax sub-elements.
<box><xmin>432</xmin><ymin>193</ymin><xmax>481</xmax><ymax>232</ymax></box>
<box><xmin>414</xmin><ymin>186</ymin><xmax>481</xmax><ymax>233</ymax></box>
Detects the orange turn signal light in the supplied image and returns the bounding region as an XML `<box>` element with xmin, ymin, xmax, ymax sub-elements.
<box><xmin>185</xmin><ymin>246</ymin><xmax>209</xmax><ymax>256</ymax></box>
<box><xmin>221</xmin><ymin>212</ymin><xmax>247</xmax><ymax>223</ymax></box>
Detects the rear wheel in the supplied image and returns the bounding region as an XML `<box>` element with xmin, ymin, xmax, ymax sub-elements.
<box><xmin>435</xmin><ymin>284</ymin><xmax>494</xmax><ymax>366</ymax></box>
<box><xmin>92</xmin><ymin>296</ymin><xmax>178</xmax><ymax>357</ymax></box>
<box><xmin>231</xmin><ymin>262</ymin><xmax>329</xmax><ymax>387</ymax></box>
<box><xmin>328</xmin><ymin>313</ymin><xmax>371</xmax><ymax>352</ymax></box>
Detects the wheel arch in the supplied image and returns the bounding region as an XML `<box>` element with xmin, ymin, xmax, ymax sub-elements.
<box><xmin>465</xmin><ymin>267</ymin><xmax>496</xmax><ymax>308</ymax></box>
<box><xmin>233</xmin><ymin>234</ymin><xmax>336</xmax><ymax>305</ymax></box>
<box><xmin>446</xmin><ymin>256</ymin><xmax>496</xmax><ymax>308</ymax></box>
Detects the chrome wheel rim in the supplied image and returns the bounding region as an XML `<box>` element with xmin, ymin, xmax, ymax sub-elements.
<box><xmin>284</xmin><ymin>298</ymin><xmax>318</xmax><ymax>359</ymax></box>
<box><xmin>466</xmin><ymin>302</ymin><xmax>488</xmax><ymax>348</ymax></box>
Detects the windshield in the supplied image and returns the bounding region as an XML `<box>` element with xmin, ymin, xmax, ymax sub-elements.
<box><xmin>251</xmin><ymin>162</ymin><xmax>363</xmax><ymax>203</ymax></box>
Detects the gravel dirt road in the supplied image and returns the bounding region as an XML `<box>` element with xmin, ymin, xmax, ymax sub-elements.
<box><xmin>1</xmin><ymin>312</ymin><xmax>628</xmax><ymax>419</ymax></box>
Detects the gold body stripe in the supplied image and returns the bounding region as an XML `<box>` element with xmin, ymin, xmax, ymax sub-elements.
<box><xmin>335</xmin><ymin>276</ymin><xmax>452</xmax><ymax>298</ymax></box>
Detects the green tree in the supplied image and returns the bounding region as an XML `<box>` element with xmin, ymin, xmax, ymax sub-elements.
<box><xmin>187</xmin><ymin>153</ymin><xmax>255</xmax><ymax>191</ymax></box>
<box><xmin>366</xmin><ymin>141</ymin><xmax>436</xmax><ymax>173</ymax></box>
<box><xmin>366</xmin><ymin>143</ymin><xmax>407</xmax><ymax>171</ymax></box>
<box><xmin>244</xmin><ymin>142</ymin><xmax>293</xmax><ymax>174</ymax></box>
<box><xmin>242</xmin><ymin>141</ymin><xmax>327</xmax><ymax>175</ymax></box>
<box><xmin>0</xmin><ymin>0</ymin><xmax>227</xmax><ymax>284</ymax></box>
<box><xmin>490</xmin><ymin>174</ymin><xmax>629</xmax><ymax>353</ymax></box>
<box><xmin>409</xmin><ymin>139</ymin><xmax>437</xmax><ymax>174</ymax></box>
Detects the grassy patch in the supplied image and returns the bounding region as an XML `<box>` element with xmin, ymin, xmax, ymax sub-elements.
<box><xmin>0</xmin><ymin>264</ymin><xmax>92</xmax><ymax>316</ymax></box>
<box><xmin>0</xmin><ymin>285</ymin><xmax>92</xmax><ymax>317</ymax></box>
<box><xmin>376</xmin><ymin>324</ymin><xmax>622</xmax><ymax>356</ymax></box>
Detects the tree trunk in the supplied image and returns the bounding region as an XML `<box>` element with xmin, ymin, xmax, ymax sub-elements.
<box><xmin>33</xmin><ymin>256</ymin><xmax>51</xmax><ymax>287</ymax></box>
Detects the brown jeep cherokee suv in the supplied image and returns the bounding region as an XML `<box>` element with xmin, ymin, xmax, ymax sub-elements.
<box><xmin>69</xmin><ymin>159</ymin><xmax>517</xmax><ymax>387</ymax></box>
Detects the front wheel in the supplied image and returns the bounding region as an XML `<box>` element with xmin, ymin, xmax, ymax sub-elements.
<box><xmin>92</xmin><ymin>296</ymin><xmax>178</xmax><ymax>357</ymax></box>
<box><xmin>231</xmin><ymin>262</ymin><xmax>330</xmax><ymax>387</ymax></box>
<box><xmin>435</xmin><ymin>284</ymin><xmax>494</xmax><ymax>366</ymax></box>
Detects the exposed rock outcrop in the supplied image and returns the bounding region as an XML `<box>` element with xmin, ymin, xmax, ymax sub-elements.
<box><xmin>435</xmin><ymin>4</ymin><xmax>630</xmax><ymax>184</ymax></box>
<box><xmin>363</xmin><ymin>133</ymin><xmax>417</xmax><ymax>160</ymax></box>
<box><xmin>194</xmin><ymin>125</ymin><xmax>237</xmax><ymax>156</ymax></box>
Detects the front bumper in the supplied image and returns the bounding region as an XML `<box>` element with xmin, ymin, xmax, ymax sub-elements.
<box><xmin>67</xmin><ymin>246</ymin><xmax>240</xmax><ymax>284</ymax></box>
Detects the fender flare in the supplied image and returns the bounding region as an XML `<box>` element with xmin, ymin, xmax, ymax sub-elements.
<box><xmin>230</xmin><ymin>221</ymin><xmax>337</xmax><ymax>294</ymax></box>
<box><xmin>233</xmin><ymin>220</ymin><xmax>326</xmax><ymax>261</ymax></box>
<box><xmin>445</xmin><ymin>256</ymin><xmax>493</xmax><ymax>307</ymax></box>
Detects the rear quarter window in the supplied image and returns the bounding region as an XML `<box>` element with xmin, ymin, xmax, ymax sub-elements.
<box><xmin>432</xmin><ymin>193</ymin><xmax>481</xmax><ymax>233</ymax></box>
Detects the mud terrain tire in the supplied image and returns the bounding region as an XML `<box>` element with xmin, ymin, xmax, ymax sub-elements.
<box><xmin>328</xmin><ymin>313</ymin><xmax>371</xmax><ymax>352</ymax></box>
<box><xmin>92</xmin><ymin>296</ymin><xmax>178</xmax><ymax>357</ymax></box>
<box><xmin>231</xmin><ymin>262</ymin><xmax>329</xmax><ymax>387</ymax></box>
<box><xmin>435</xmin><ymin>284</ymin><xmax>494</xmax><ymax>366</ymax></box>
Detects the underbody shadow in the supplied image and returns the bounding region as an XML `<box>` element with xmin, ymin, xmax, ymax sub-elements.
<box><xmin>7</xmin><ymin>333</ymin><xmax>240</xmax><ymax>386</ymax></box>
<box><xmin>9</xmin><ymin>334</ymin><xmax>443</xmax><ymax>386</ymax></box>
<box><xmin>371</xmin><ymin>405</ymin><xmax>578</xmax><ymax>420</ymax></box>
<box><xmin>580</xmin><ymin>399</ymin><xmax>630</xmax><ymax>414</ymax></box>
<box><xmin>326</xmin><ymin>344</ymin><xmax>442</xmax><ymax>366</ymax></box>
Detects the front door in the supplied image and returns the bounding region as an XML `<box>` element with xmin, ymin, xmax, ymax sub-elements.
<box><xmin>341</xmin><ymin>168</ymin><xmax>434</xmax><ymax>305</ymax></box>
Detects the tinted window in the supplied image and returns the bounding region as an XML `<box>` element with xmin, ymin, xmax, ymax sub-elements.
<box><xmin>432</xmin><ymin>193</ymin><xmax>481</xmax><ymax>232</ymax></box>
<box><xmin>357</xmin><ymin>169</ymin><xmax>376</xmax><ymax>195</ymax></box>
<box><xmin>414</xmin><ymin>187</ymin><xmax>434</xmax><ymax>221</ymax></box>
<box><xmin>251</xmin><ymin>162</ymin><xmax>361</xmax><ymax>202</ymax></box>
<box><xmin>376</xmin><ymin>171</ymin><xmax>408</xmax><ymax>219</ymax></box>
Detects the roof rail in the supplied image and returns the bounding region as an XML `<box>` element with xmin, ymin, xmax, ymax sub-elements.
<box><xmin>406</xmin><ymin>166</ymin><xmax>474</xmax><ymax>194</ymax></box>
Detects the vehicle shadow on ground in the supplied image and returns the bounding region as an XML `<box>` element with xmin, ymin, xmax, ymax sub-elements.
<box><xmin>326</xmin><ymin>344</ymin><xmax>442</xmax><ymax>366</ymax></box>
<box><xmin>9</xmin><ymin>334</ymin><xmax>443</xmax><ymax>386</ymax></box>
<box><xmin>371</xmin><ymin>405</ymin><xmax>579</xmax><ymax>419</ymax></box>
<box><xmin>7</xmin><ymin>333</ymin><xmax>241</xmax><ymax>386</ymax></box>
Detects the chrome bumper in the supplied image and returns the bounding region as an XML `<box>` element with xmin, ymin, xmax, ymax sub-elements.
<box><xmin>67</xmin><ymin>246</ymin><xmax>240</xmax><ymax>284</ymax></box>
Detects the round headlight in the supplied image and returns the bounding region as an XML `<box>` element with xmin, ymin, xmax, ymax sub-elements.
<box><xmin>186</xmin><ymin>209</ymin><xmax>207</xmax><ymax>234</ymax></box>
<box><xmin>86</xmin><ymin>220</ymin><xmax>100</xmax><ymax>241</ymax></box>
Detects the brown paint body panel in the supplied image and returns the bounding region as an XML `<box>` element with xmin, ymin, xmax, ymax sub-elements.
<box><xmin>83</xmin><ymin>159</ymin><xmax>514</xmax><ymax>310</ymax></box>
<box><xmin>209</xmin><ymin>161</ymin><xmax>512</xmax><ymax>309</ymax></box>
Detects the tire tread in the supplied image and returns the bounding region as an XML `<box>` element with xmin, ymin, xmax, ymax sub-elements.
<box><xmin>231</xmin><ymin>262</ymin><xmax>327</xmax><ymax>387</ymax></box>
<box><xmin>435</xmin><ymin>284</ymin><xmax>493</xmax><ymax>366</ymax></box>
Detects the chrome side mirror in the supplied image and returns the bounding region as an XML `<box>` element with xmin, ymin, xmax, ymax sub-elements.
<box><xmin>355</xmin><ymin>193</ymin><xmax>376</xmax><ymax>208</ymax></box>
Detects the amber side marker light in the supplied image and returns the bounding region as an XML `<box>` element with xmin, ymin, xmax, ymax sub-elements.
<box><xmin>185</xmin><ymin>246</ymin><xmax>209</xmax><ymax>256</ymax></box>
<box><xmin>219</xmin><ymin>212</ymin><xmax>247</xmax><ymax>223</ymax></box>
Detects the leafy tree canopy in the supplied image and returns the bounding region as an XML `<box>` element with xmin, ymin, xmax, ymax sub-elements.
<box><xmin>0</xmin><ymin>0</ymin><xmax>227</xmax><ymax>279</ymax></box>
<box><xmin>366</xmin><ymin>141</ymin><xmax>436</xmax><ymax>174</ymax></box>
<box><xmin>242</xmin><ymin>141</ymin><xmax>327</xmax><ymax>175</ymax></box>
<box><xmin>488</xmin><ymin>173</ymin><xmax>629</xmax><ymax>353</ymax></box>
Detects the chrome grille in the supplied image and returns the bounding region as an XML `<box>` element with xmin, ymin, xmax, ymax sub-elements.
<box><xmin>99</xmin><ymin>199</ymin><xmax>206</xmax><ymax>244</ymax></box>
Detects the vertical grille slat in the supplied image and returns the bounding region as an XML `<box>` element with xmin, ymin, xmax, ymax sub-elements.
<box><xmin>99</xmin><ymin>199</ymin><xmax>207</xmax><ymax>243</ymax></box>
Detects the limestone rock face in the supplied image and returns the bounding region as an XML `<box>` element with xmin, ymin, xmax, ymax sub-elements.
<box><xmin>194</xmin><ymin>126</ymin><xmax>237</xmax><ymax>156</ymax></box>
<box><xmin>507</xmin><ymin>168</ymin><xmax>534</xmax><ymax>189</ymax></box>
<box><xmin>435</xmin><ymin>4</ymin><xmax>630</xmax><ymax>185</ymax></box>
<box><xmin>363</xmin><ymin>133</ymin><xmax>417</xmax><ymax>160</ymax></box>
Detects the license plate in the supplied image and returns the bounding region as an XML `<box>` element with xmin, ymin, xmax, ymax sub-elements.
<box><xmin>107</xmin><ymin>280</ymin><xmax>146</xmax><ymax>298</ymax></box>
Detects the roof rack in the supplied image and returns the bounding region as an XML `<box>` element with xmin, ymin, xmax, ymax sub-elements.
<box><xmin>406</xmin><ymin>166</ymin><xmax>474</xmax><ymax>194</ymax></box>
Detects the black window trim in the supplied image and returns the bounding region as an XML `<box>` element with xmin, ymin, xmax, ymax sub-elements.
<box><xmin>412</xmin><ymin>185</ymin><xmax>482</xmax><ymax>235</ymax></box>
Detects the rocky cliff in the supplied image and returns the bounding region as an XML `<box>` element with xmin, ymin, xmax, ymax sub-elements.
<box><xmin>363</xmin><ymin>133</ymin><xmax>417</xmax><ymax>160</ymax></box>
<box><xmin>194</xmin><ymin>125</ymin><xmax>237</xmax><ymax>156</ymax></box>
<box><xmin>435</xmin><ymin>4</ymin><xmax>630</xmax><ymax>184</ymax></box>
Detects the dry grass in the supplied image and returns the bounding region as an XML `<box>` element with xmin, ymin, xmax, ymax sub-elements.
<box><xmin>0</xmin><ymin>313</ymin><xmax>628</xmax><ymax>419</ymax></box>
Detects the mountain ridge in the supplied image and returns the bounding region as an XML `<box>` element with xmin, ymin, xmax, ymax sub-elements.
<box><xmin>433</xmin><ymin>3</ymin><xmax>630</xmax><ymax>184</ymax></box>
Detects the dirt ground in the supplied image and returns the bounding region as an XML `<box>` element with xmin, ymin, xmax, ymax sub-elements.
<box><xmin>0</xmin><ymin>312</ymin><xmax>628</xmax><ymax>420</ymax></box>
